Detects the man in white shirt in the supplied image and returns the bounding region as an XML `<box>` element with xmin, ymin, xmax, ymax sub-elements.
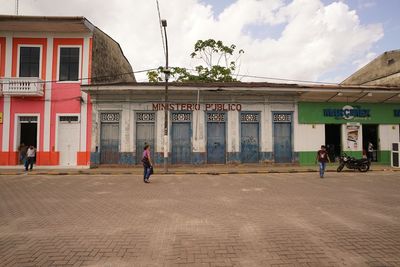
<box><xmin>25</xmin><ymin>145</ymin><xmax>36</xmax><ymax>171</ymax></box>
<box><xmin>368</xmin><ymin>142</ymin><xmax>374</xmax><ymax>161</ymax></box>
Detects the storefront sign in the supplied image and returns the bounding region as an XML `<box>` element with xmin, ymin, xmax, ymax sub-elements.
<box><xmin>152</xmin><ymin>103</ymin><xmax>242</xmax><ymax>112</ymax></box>
<box><xmin>298</xmin><ymin>102</ymin><xmax>400</xmax><ymax>124</ymax></box>
<box><xmin>323</xmin><ymin>105</ymin><xmax>370</xmax><ymax>120</ymax></box>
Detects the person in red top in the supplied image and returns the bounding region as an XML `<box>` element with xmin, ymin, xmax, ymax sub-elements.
<box><xmin>316</xmin><ymin>145</ymin><xmax>331</xmax><ymax>178</ymax></box>
<box><xmin>141</xmin><ymin>144</ymin><xmax>153</xmax><ymax>183</ymax></box>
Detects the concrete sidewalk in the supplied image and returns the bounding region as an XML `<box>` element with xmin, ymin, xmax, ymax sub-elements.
<box><xmin>0</xmin><ymin>163</ymin><xmax>397</xmax><ymax>176</ymax></box>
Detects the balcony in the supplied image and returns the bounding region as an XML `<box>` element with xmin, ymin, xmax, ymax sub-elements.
<box><xmin>1</xmin><ymin>77</ymin><xmax>44</xmax><ymax>96</ymax></box>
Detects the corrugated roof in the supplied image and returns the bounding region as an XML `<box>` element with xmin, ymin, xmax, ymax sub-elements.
<box><xmin>0</xmin><ymin>15</ymin><xmax>94</xmax><ymax>33</ymax></box>
<box><xmin>82</xmin><ymin>81</ymin><xmax>400</xmax><ymax>90</ymax></box>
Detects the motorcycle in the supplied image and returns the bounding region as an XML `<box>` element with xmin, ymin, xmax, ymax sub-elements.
<box><xmin>337</xmin><ymin>153</ymin><xmax>371</xmax><ymax>172</ymax></box>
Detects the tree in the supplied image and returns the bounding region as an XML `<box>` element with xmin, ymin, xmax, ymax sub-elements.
<box><xmin>147</xmin><ymin>39</ymin><xmax>244</xmax><ymax>82</ymax></box>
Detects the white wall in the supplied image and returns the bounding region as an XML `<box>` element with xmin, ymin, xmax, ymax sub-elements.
<box><xmin>379</xmin><ymin>125</ymin><xmax>400</xmax><ymax>150</ymax></box>
<box><xmin>92</xmin><ymin>101</ymin><xmax>298</xmax><ymax>154</ymax></box>
<box><xmin>294</xmin><ymin>124</ymin><xmax>325</xmax><ymax>152</ymax></box>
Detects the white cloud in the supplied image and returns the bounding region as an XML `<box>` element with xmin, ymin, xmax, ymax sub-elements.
<box><xmin>1</xmin><ymin>0</ymin><xmax>383</xmax><ymax>83</ymax></box>
<box><xmin>353</xmin><ymin>52</ymin><xmax>377</xmax><ymax>69</ymax></box>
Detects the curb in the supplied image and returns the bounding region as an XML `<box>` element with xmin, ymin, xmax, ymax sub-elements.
<box><xmin>0</xmin><ymin>168</ymin><xmax>398</xmax><ymax>176</ymax></box>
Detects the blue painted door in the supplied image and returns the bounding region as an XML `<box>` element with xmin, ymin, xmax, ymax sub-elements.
<box><xmin>136</xmin><ymin>122</ymin><xmax>155</xmax><ymax>164</ymax></box>
<box><xmin>273</xmin><ymin>122</ymin><xmax>292</xmax><ymax>163</ymax></box>
<box><xmin>241</xmin><ymin>122</ymin><xmax>259</xmax><ymax>163</ymax></box>
<box><xmin>171</xmin><ymin>122</ymin><xmax>192</xmax><ymax>164</ymax></box>
<box><xmin>207</xmin><ymin>122</ymin><xmax>226</xmax><ymax>164</ymax></box>
<box><xmin>100</xmin><ymin>123</ymin><xmax>120</xmax><ymax>164</ymax></box>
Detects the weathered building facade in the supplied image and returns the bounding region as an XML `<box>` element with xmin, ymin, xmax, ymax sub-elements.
<box><xmin>0</xmin><ymin>15</ymin><xmax>134</xmax><ymax>166</ymax></box>
<box><xmin>83</xmin><ymin>82</ymin><xmax>400</xmax><ymax>166</ymax></box>
<box><xmin>342</xmin><ymin>50</ymin><xmax>400</xmax><ymax>86</ymax></box>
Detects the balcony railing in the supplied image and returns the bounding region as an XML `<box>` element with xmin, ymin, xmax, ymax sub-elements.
<box><xmin>1</xmin><ymin>77</ymin><xmax>44</xmax><ymax>96</ymax></box>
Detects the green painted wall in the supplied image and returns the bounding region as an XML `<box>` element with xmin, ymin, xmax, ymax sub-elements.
<box><xmin>298</xmin><ymin>150</ymin><xmax>391</xmax><ymax>165</ymax></box>
<box><xmin>298</xmin><ymin>152</ymin><xmax>316</xmax><ymax>165</ymax></box>
<box><xmin>298</xmin><ymin>102</ymin><xmax>400</xmax><ymax>124</ymax></box>
<box><xmin>378</xmin><ymin>151</ymin><xmax>391</xmax><ymax>165</ymax></box>
<box><xmin>342</xmin><ymin>151</ymin><xmax>363</xmax><ymax>159</ymax></box>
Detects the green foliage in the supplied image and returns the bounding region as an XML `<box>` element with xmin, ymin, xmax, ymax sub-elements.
<box><xmin>147</xmin><ymin>39</ymin><xmax>244</xmax><ymax>82</ymax></box>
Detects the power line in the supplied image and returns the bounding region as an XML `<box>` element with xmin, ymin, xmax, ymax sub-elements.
<box><xmin>2</xmin><ymin>65</ymin><xmax>392</xmax><ymax>87</ymax></box>
<box><xmin>0</xmin><ymin>68</ymin><xmax>157</xmax><ymax>85</ymax></box>
<box><xmin>183</xmin><ymin>68</ymin><xmax>339</xmax><ymax>85</ymax></box>
<box><xmin>236</xmin><ymin>73</ymin><xmax>338</xmax><ymax>85</ymax></box>
<box><xmin>15</xmin><ymin>0</ymin><xmax>19</xmax><ymax>15</ymax></box>
<box><xmin>155</xmin><ymin>0</ymin><xmax>166</xmax><ymax>57</ymax></box>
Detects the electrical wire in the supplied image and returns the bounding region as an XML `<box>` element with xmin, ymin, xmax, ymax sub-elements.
<box><xmin>2</xmin><ymin>66</ymin><xmax>395</xmax><ymax>88</ymax></box>
<box><xmin>155</xmin><ymin>0</ymin><xmax>166</xmax><ymax>57</ymax></box>
<box><xmin>0</xmin><ymin>68</ymin><xmax>157</xmax><ymax>86</ymax></box>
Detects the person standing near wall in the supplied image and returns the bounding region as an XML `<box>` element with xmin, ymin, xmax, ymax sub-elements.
<box><xmin>18</xmin><ymin>143</ymin><xmax>27</xmax><ymax>165</ymax></box>
<box><xmin>316</xmin><ymin>145</ymin><xmax>330</xmax><ymax>178</ymax></box>
<box><xmin>25</xmin><ymin>145</ymin><xmax>36</xmax><ymax>171</ymax></box>
<box><xmin>368</xmin><ymin>142</ymin><xmax>374</xmax><ymax>161</ymax></box>
<box><xmin>141</xmin><ymin>144</ymin><xmax>153</xmax><ymax>183</ymax></box>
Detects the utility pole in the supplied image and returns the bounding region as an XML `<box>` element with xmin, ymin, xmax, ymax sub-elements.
<box><xmin>161</xmin><ymin>19</ymin><xmax>170</xmax><ymax>173</ymax></box>
<box><xmin>15</xmin><ymin>0</ymin><xmax>19</xmax><ymax>15</ymax></box>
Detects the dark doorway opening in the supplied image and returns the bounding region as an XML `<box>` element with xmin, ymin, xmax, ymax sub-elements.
<box><xmin>363</xmin><ymin>124</ymin><xmax>378</xmax><ymax>162</ymax></box>
<box><xmin>325</xmin><ymin>124</ymin><xmax>341</xmax><ymax>162</ymax></box>
<box><xmin>20</xmin><ymin>123</ymin><xmax>37</xmax><ymax>148</ymax></box>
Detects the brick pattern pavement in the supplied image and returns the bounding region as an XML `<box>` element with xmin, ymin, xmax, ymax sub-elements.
<box><xmin>1</xmin><ymin>172</ymin><xmax>400</xmax><ymax>266</ymax></box>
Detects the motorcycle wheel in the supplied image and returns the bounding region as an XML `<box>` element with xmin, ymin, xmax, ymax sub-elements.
<box><xmin>358</xmin><ymin>164</ymin><xmax>370</xmax><ymax>172</ymax></box>
<box><xmin>337</xmin><ymin>164</ymin><xmax>344</xmax><ymax>172</ymax></box>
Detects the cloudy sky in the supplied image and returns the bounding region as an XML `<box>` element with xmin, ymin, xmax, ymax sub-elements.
<box><xmin>1</xmin><ymin>0</ymin><xmax>399</xmax><ymax>83</ymax></box>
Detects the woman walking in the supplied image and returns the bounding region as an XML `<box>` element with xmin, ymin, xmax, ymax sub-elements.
<box><xmin>141</xmin><ymin>144</ymin><xmax>153</xmax><ymax>183</ymax></box>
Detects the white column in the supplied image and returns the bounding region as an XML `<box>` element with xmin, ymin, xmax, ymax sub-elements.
<box><xmin>2</xmin><ymin>36</ymin><xmax>13</xmax><ymax>152</ymax></box>
<box><xmin>227</xmin><ymin>110</ymin><xmax>239</xmax><ymax>153</ymax></box>
<box><xmin>91</xmin><ymin>100</ymin><xmax>99</xmax><ymax>152</ymax></box>
<box><xmin>79</xmin><ymin>37</ymin><xmax>90</xmax><ymax>151</ymax></box>
<box><xmin>156</xmin><ymin>110</ymin><xmax>164</xmax><ymax>154</ymax></box>
<box><xmin>43</xmin><ymin>37</ymin><xmax>53</xmax><ymax>152</ymax></box>
<box><xmin>192</xmin><ymin>109</ymin><xmax>205</xmax><ymax>152</ymax></box>
<box><xmin>120</xmin><ymin>103</ymin><xmax>131</xmax><ymax>152</ymax></box>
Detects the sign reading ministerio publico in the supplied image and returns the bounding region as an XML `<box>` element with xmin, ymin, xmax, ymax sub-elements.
<box><xmin>152</xmin><ymin>103</ymin><xmax>242</xmax><ymax>111</ymax></box>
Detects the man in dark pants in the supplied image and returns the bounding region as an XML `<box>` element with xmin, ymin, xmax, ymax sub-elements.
<box><xmin>316</xmin><ymin>145</ymin><xmax>330</xmax><ymax>178</ymax></box>
<box><xmin>24</xmin><ymin>145</ymin><xmax>36</xmax><ymax>171</ymax></box>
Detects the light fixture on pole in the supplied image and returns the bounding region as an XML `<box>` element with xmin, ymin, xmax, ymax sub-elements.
<box><xmin>161</xmin><ymin>19</ymin><xmax>170</xmax><ymax>173</ymax></box>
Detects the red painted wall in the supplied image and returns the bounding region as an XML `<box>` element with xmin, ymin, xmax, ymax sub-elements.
<box><xmin>1</xmin><ymin>35</ymin><xmax>93</xmax><ymax>166</ymax></box>
<box><xmin>10</xmin><ymin>38</ymin><xmax>47</xmax><ymax>157</ymax></box>
<box><xmin>0</xmin><ymin>37</ymin><xmax>6</xmax><ymax>152</ymax></box>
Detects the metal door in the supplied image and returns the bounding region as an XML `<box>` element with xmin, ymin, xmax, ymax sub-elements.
<box><xmin>171</xmin><ymin>122</ymin><xmax>192</xmax><ymax>164</ymax></box>
<box><xmin>207</xmin><ymin>112</ymin><xmax>226</xmax><ymax>164</ymax></box>
<box><xmin>136</xmin><ymin>122</ymin><xmax>155</xmax><ymax>163</ymax></box>
<box><xmin>273</xmin><ymin>113</ymin><xmax>292</xmax><ymax>163</ymax></box>
<box><xmin>241</xmin><ymin>125</ymin><xmax>259</xmax><ymax>163</ymax></box>
<box><xmin>100</xmin><ymin>122</ymin><xmax>120</xmax><ymax>164</ymax></box>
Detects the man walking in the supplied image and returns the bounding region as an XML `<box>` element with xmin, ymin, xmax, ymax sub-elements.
<box><xmin>316</xmin><ymin>145</ymin><xmax>330</xmax><ymax>178</ymax></box>
<box><xmin>25</xmin><ymin>145</ymin><xmax>36</xmax><ymax>171</ymax></box>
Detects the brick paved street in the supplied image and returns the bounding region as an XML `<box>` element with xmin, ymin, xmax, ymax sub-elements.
<box><xmin>1</xmin><ymin>171</ymin><xmax>400</xmax><ymax>267</ymax></box>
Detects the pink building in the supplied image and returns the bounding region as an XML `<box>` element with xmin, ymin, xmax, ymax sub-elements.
<box><xmin>0</xmin><ymin>15</ymin><xmax>134</xmax><ymax>166</ymax></box>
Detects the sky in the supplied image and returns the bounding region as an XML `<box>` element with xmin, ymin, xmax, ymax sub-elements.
<box><xmin>1</xmin><ymin>0</ymin><xmax>399</xmax><ymax>83</ymax></box>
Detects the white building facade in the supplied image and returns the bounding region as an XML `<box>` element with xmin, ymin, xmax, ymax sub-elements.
<box><xmin>83</xmin><ymin>82</ymin><xmax>400</xmax><ymax>166</ymax></box>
